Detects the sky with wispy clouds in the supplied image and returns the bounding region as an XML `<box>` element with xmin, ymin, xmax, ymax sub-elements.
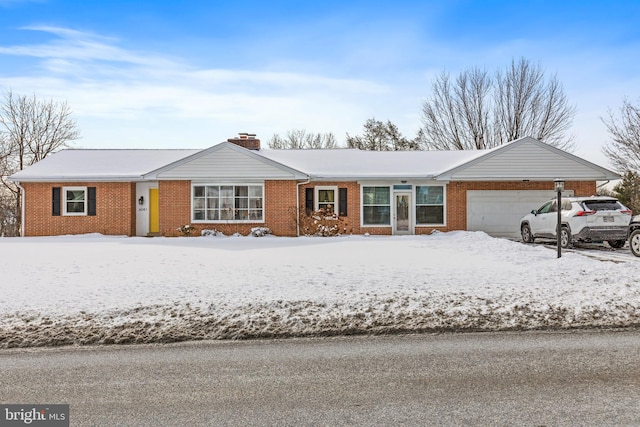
<box><xmin>1</xmin><ymin>0</ymin><xmax>639</xmax><ymax>169</ymax></box>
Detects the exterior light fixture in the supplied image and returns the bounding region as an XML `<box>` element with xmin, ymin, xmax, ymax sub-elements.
<box><xmin>554</xmin><ymin>179</ymin><xmax>565</xmax><ymax>258</ymax></box>
<box><xmin>138</xmin><ymin>196</ymin><xmax>144</xmax><ymax>205</ymax></box>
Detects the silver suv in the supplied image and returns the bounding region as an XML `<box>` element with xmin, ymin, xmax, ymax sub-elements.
<box><xmin>520</xmin><ymin>196</ymin><xmax>632</xmax><ymax>248</ymax></box>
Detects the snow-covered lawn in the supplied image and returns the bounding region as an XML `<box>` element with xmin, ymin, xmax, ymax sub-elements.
<box><xmin>1</xmin><ymin>231</ymin><xmax>638</xmax><ymax>348</ymax></box>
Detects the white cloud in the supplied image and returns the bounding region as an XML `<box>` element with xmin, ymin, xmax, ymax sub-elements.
<box><xmin>0</xmin><ymin>25</ymin><xmax>405</xmax><ymax>147</ymax></box>
<box><xmin>0</xmin><ymin>25</ymin><xmax>178</xmax><ymax>68</ymax></box>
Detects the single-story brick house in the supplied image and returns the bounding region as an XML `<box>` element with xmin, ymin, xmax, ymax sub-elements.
<box><xmin>9</xmin><ymin>134</ymin><xmax>620</xmax><ymax>238</ymax></box>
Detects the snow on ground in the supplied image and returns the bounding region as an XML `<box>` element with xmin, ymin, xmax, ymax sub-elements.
<box><xmin>0</xmin><ymin>231</ymin><xmax>639</xmax><ymax>348</ymax></box>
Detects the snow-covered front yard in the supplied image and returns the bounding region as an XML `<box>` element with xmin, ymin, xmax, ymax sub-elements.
<box><xmin>1</xmin><ymin>231</ymin><xmax>638</xmax><ymax>348</ymax></box>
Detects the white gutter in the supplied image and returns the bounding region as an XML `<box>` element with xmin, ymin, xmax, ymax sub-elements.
<box><xmin>295</xmin><ymin>178</ymin><xmax>311</xmax><ymax>236</ymax></box>
<box><xmin>15</xmin><ymin>181</ymin><xmax>25</xmax><ymax>237</ymax></box>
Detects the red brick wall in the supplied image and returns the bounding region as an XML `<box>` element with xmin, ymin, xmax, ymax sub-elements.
<box><xmin>296</xmin><ymin>180</ymin><xmax>596</xmax><ymax>235</ymax></box>
<box><xmin>22</xmin><ymin>179</ymin><xmax>598</xmax><ymax>237</ymax></box>
<box><xmin>22</xmin><ymin>182</ymin><xmax>135</xmax><ymax>236</ymax></box>
<box><xmin>298</xmin><ymin>182</ymin><xmax>362</xmax><ymax>234</ymax></box>
<box><xmin>265</xmin><ymin>180</ymin><xmax>298</xmax><ymax>236</ymax></box>
<box><xmin>158</xmin><ymin>181</ymin><xmax>191</xmax><ymax>236</ymax></box>
<box><xmin>158</xmin><ymin>180</ymin><xmax>302</xmax><ymax>237</ymax></box>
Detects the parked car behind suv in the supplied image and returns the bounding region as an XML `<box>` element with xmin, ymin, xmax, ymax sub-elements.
<box><xmin>520</xmin><ymin>196</ymin><xmax>632</xmax><ymax>248</ymax></box>
<box><xmin>629</xmin><ymin>215</ymin><xmax>640</xmax><ymax>257</ymax></box>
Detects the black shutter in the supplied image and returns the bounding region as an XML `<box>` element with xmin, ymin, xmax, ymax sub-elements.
<box><xmin>52</xmin><ymin>187</ymin><xmax>61</xmax><ymax>216</ymax></box>
<box><xmin>305</xmin><ymin>188</ymin><xmax>314</xmax><ymax>214</ymax></box>
<box><xmin>339</xmin><ymin>188</ymin><xmax>348</xmax><ymax>216</ymax></box>
<box><xmin>88</xmin><ymin>187</ymin><xmax>97</xmax><ymax>216</ymax></box>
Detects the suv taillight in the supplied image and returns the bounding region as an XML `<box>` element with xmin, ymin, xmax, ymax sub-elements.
<box><xmin>621</xmin><ymin>209</ymin><xmax>633</xmax><ymax>215</ymax></box>
<box><xmin>575</xmin><ymin>210</ymin><xmax>596</xmax><ymax>216</ymax></box>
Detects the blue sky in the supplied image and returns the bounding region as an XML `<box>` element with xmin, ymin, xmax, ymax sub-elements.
<box><xmin>1</xmin><ymin>0</ymin><xmax>639</xmax><ymax>169</ymax></box>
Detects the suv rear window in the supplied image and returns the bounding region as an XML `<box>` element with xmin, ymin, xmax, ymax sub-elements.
<box><xmin>582</xmin><ymin>200</ymin><xmax>623</xmax><ymax>211</ymax></box>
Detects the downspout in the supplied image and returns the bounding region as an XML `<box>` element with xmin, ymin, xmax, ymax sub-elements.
<box><xmin>16</xmin><ymin>181</ymin><xmax>25</xmax><ymax>237</ymax></box>
<box><xmin>295</xmin><ymin>178</ymin><xmax>311</xmax><ymax>236</ymax></box>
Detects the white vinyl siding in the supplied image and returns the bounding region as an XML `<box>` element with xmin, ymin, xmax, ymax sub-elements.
<box><xmin>444</xmin><ymin>138</ymin><xmax>613</xmax><ymax>181</ymax></box>
<box><xmin>157</xmin><ymin>146</ymin><xmax>300</xmax><ymax>179</ymax></box>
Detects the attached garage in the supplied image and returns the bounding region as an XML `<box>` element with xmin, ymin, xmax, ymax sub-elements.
<box><xmin>466</xmin><ymin>190</ymin><xmax>574</xmax><ymax>238</ymax></box>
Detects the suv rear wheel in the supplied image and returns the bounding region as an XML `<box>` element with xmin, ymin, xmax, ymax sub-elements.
<box><xmin>607</xmin><ymin>240</ymin><xmax>626</xmax><ymax>249</ymax></box>
<box><xmin>521</xmin><ymin>224</ymin><xmax>534</xmax><ymax>243</ymax></box>
<box><xmin>630</xmin><ymin>229</ymin><xmax>640</xmax><ymax>257</ymax></box>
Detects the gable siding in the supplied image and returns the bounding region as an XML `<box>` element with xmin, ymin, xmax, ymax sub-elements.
<box><xmin>156</xmin><ymin>147</ymin><xmax>298</xmax><ymax>180</ymax></box>
<box><xmin>449</xmin><ymin>144</ymin><xmax>608</xmax><ymax>180</ymax></box>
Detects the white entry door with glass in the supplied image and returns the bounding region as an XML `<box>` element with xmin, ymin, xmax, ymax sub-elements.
<box><xmin>394</xmin><ymin>192</ymin><xmax>412</xmax><ymax>234</ymax></box>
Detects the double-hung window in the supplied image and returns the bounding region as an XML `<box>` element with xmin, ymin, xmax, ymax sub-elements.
<box><xmin>416</xmin><ymin>185</ymin><xmax>444</xmax><ymax>225</ymax></box>
<box><xmin>192</xmin><ymin>184</ymin><xmax>263</xmax><ymax>222</ymax></box>
<box><xmin>63</xmin><ymin>187</ymin><xmax>87</xmax><ymax>216</ymax></box>
<box><xmin>362</xmin><ymin>186</ymin><xmax>390</xmax><ymax>225</ymax></box>
<box><xmin>315</xmin><ymin>186</ymin><xmax>338</xmax><ymax>213</ymax></box>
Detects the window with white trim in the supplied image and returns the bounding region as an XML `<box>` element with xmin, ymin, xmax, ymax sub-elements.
<box><xmin>362</xmin><ymin>186</ymin><xmax>390</xmax><ymax>225</ymax></box>
<box><xmin>315</xmin><ymin>186</ymin><xmax>338</xmax><ymax>213</ymax></box>
<box><xmin>192</xmin><ymin>184</ymin><xmax>263</xmax><ymax>222</ymax></box>
<box><xmin>63</xmin><ymin>187</ymin><xmax>87</xmax><ymax>216</ymax></box>
<box><xmin>415</xmin><ymin>185</ymin><xmax>444</xmax><ymax>224</ymax></box>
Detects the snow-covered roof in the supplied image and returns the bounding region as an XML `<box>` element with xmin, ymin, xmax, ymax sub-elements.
<box><xmin>256</xmin><ymin>148</ymin><xmax>484</xmax><ymax>179</ymax></box>
<box><xmin>8</xmin><ymin>137</ymin><xmax>619</xmax><ymax>182</ymax></box>
<box><xmin>9</xmin><ymin>149</ymin><xmax>199</xmax><ymax>182</ymax></box>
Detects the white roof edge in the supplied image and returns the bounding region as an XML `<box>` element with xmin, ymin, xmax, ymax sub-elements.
<box><xmin>9</xmin><ymin>176</ymin><xmax>147</xmax><ymax>182</ymax></box>
<box><xmin>309</xmin><ymin>175</ymin><xmax>439</xmax><ymax>181</ymax></box>
<box><xmin>437</xmin><ymin>176</ymin><xmax>614</xmax><ymax>181</ymax></box>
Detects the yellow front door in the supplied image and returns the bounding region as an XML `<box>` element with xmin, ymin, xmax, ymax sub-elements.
<box><xmin>149</xmin><ymin>188</ymin><xmax>159</xmax><ymax>233</ymax></box>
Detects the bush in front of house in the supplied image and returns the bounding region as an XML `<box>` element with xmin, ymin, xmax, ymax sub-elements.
<box><xmin>201</xmin><ymin>229</ymin><xmax>224</xmax><ymax>237</ymax></box>
<box><xmin>298</xmin><ymin>208</ymin><xmax>351</xmax><ymax>237</ymax></box>
<box><xmin>250</xmin><ymin>227</ymin><xmax>272</xmax><ymax>237</ymax></box>
<box><xmin>176</xmin><ymin>224</ymin><xmax>198</xmax><ymax>236</ymax></box>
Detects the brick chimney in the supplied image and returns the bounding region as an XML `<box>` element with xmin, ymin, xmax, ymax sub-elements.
<box><xmin>227</xmin><ymin>132</ymin><xmax>260</xmax><ymax>150</ymax></box>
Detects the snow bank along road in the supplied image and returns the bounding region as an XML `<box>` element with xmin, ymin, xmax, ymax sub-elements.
<box><xmin>0</xmin><ymin>232</ymin><xmax>638</xmax><ymax>348</ymax></box>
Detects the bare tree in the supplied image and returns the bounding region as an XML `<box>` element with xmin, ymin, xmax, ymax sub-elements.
<box><xmin>0</xmin><ymin>90</ymin><xmax>80</xmax><ymax>236</ymax></box>
<box><xmin>602</xmin><ymin>98</ymin><xmax>640</xmax><ymax>173</ymax></box>
<box><xmin>268</xmin><ymin>129</ymin><xmax>338</xmax><ymax>149</ymax></box>
<box><xmin>346</xmin><ymin>118</ymin><xmax>419</xmax><ymax>151</ymax></box>
<box><xmin>494</xmin><ymin>59</ymin><xmax>575</xmax><ymax>150</ymax></box>
<box><xmin>420</xmin><ymin>68</ymin><xmax>492</xmax><ymax>150</ymax></box>
<box><xmin>419</xmin><ymin>58</ymin><xmax>576</xmax><ymax>151</ymax></box>
<box><xmin>612</xmin><ymin>171</ymin><xmax>640</xmax><ymax>214</ymax></box>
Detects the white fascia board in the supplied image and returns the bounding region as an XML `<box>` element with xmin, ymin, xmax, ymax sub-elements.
<box><xmin>8</xmin><ymin>175</ymin><xmax>147</xmax><ymax>182</ymax></box>
<box><xmin>436</xmin><ymin>176</ymin><xmax>610</xmax><ymax>181</ymax></box>
<box><xmin>309</xmin><ymin>174</ymin><xmax>439</xmax><ymax>181</ymax></box>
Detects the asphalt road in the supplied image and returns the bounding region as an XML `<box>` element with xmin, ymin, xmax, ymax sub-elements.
<box><xmin>1</xmin><ymin>330</ymin><xmax>639</xmax><ymax>426</ymax></box>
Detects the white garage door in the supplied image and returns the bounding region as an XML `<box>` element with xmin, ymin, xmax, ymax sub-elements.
<box><xmin>466</xmin><ymin>190</ymin><xmax>574</xmax><ymax>238</ymax></box>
